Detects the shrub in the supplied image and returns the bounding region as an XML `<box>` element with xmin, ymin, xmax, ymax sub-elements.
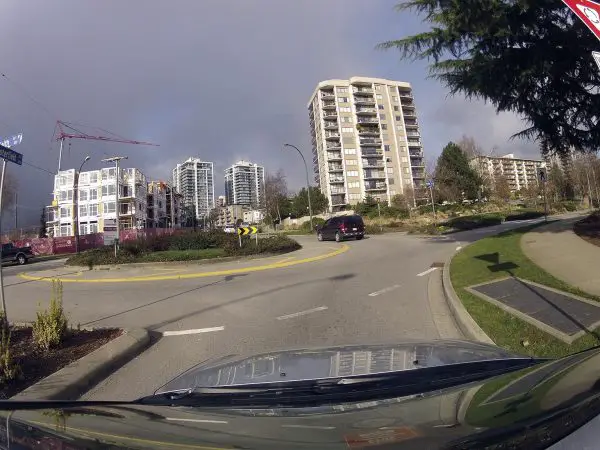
<box><xmin>300</xmin><ymin>218</ymin><xmax>325</xmax><ymax>232</ymax></box>
<box><xmin>443</xmin><ymin>213</ymin><xmax>504</xmax><ymax>231</ymax></box>
<box><xmin>504</xmin><ymin>210</ymin><xmax>545</xmax><ymax>221</ymax></box>
<box><xmin>33</xmin><ymin>280</ymin><xmax>68</xmax><ymax>350</ymax></box>
<box><xmin>225</xmin><ymin>235</ymin><xmax>301</xmax><ymax>256</ymax></box>
<box><xmin>365</xmin><ymin>224</ymin><xmax>384</xmax><ymax>234</ymax></box>
<box><xmin>0</xmin><ymin>326</ymin><xmax>20</xmax><ymax>384</ymax></box>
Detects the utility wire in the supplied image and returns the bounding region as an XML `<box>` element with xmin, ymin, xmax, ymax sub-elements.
<box><xmin>0</xmin><ymin>72</ymin><xmax>57</xmax><ymax>121</ymax></box>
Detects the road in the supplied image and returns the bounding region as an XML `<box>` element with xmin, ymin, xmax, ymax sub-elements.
<box><xmin>2</xmin><ymin>215</ymin><xmax>576</xmax><ymax>400</ymax></box>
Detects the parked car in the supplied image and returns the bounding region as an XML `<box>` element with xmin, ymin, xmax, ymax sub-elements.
<box><xmin>1</xmin><ymin>242</ymin><xmax>34</xmax><ymax>265</ymax></box>
<box><xmin>316</xmin><ymin>214</ymin><xmax>365</xmax><ymax>242</ymax></box>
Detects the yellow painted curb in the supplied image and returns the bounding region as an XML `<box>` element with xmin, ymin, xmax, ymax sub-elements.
<box><xmin>19</xmin><ymin>244</ymin><xmax>350</xmax><ymax>284</ymax></box>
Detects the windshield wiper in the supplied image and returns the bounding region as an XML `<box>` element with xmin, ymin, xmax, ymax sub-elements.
<box><xmin>0</xmin><ymin>357</ymin><xmax>546</xmax><ymax>411</ymax></box>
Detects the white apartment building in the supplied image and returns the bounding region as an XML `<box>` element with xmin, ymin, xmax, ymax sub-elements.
<box><xmin>225</xmin><ymin>160</ymin><xmax>265</xmax><ymax>208</ymax></box>
<box><xmin>243</xmin><ymin>209</ymin><xmax>264</xmax><ymax>224</ymax></box>
<box><xmin>471</xmin><ymin>153</ymin><xmax>544</xmax><ymax>192</ymax></box>
<box><xmin>215</xmin><ymin>205</ymin><xmax>248</xmax><ymax>228</ymax></box>
<box><xmin>46</xmin><ymin>167</ymin><xmax>148</xmax><ymax>237</ymax></box>
<box><xmin>308</xmin><ymin>77</ymin><xmax>425</xmax><ymax>211</ymax></box>
<box><xmin>147</xmin><ymin>181</ymin><xmax>184</xmax><ymax>228</ymax></box>
<box><xmin>172</xmin><ymin>157</ymin><xmax>215</xmax><ymax>220</ymax></box>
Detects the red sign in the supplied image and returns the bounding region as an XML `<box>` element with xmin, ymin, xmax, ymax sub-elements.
<box><xmin>563</xmin><ymin>0</ymin><xmax>600</xmax><ymax>40</ymax></box>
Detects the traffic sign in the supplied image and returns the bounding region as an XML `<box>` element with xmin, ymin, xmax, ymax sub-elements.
<box><xmin>237</xmin><ymin>226</ymin><xmax>258</xmax><ymax>235</ymax></box>
<box><xmin>0</xmin><ymin>133</ymin><xmax>22</xmax><ymax>149</ymax></box>
<box><xmin>0</xmin><ymin>144</ymin><xmax>23</xmax><ymax>166</ymax></box>
<box><xmin>562</xmin><ymin>0</ymin><xmax>600</xmax><ymax>41</ymax></box>
<box><xmin>538</xmin><ymin>167</ymin><xmax>547</xmax><ymax>183</ymax></box>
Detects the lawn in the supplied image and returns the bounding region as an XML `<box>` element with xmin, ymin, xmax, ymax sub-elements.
<box><xmin>450</xmin><ymin>223</ymin><xmax>600</xmax><ymax>358</ymax></box>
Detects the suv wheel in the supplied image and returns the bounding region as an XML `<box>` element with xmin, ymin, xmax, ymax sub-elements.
<box><xmin>335</xmin><ymin>232</ymin><xmax>341</xmax><ymax>242</ymax></box>
<box><xmin>317</xmin><ymin>232</ymin><xmax>323</xmax><ymax>241</ymax></box>
<box><xmin>17</xmin><ymin>254</ymin><xmax>27</xmax><ymax>265</ymax></box>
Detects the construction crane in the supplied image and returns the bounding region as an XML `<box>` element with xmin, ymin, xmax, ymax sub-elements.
<box><xmin>55</xmin><ymin>120</ymin><xmax>159</xmax><ymax>172</ymax></box>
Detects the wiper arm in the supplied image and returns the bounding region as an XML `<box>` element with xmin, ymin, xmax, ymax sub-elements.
<box><xmin>0</xmin><ymin>357</ymin><xmax>546</xmax><ymax>411</ymax></box>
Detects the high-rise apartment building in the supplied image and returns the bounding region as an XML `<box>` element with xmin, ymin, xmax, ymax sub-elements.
<box><xmin>46</xmin><ymin>167</ymin><xmax>148</xmax><ymax>237</ymax></box>
<box><xmin>225</xmin><ymin>160</ymin><xmax>265</xmax><ymax>207</ymax></box>
<box><xmin>471</xmin><ymin>153</ymin><xmax>544</xmax><ymax>192</ymax></box>
<box><xmin>172</xmin><ymin>157</ymin><xmax>215</xmax><ymax>220</ymax></box>
<box><xmin>308</xmin><ymin>77</ymin><xmax>425</xmax><ymax>211</ymax></box>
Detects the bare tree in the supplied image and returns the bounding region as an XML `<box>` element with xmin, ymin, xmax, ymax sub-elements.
<box><xmin>456</xmin><ymin>135</ymin><xmax>484</xmax><ymax>159</ymax></box>
<box><xmin>264</xmin><ymin>169</ymin><xmax>288</xmax><ymax>225</ymax></box>
<box><xmin>493</xmin><ymin>174</ymin><xmax>512</xmax><ymax>206</ymax></box>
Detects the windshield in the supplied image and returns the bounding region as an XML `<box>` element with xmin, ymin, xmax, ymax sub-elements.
<box><xmin>1</xmin><ymin>1</ymin><xmax>600</xmax><ymax>449</ymax></box>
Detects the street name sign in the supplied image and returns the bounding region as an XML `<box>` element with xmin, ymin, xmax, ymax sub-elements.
<box><xmin>562</xmin><ymin>0</ymin><xmax>600</xmax><ymax>40</ymax></box>
<box><xmin>0</xmin><ymin>144</ymin><xmax>23</xmax><ymax>166</ymax></box>
<box><xmin>237</xmin><ymin>226</ymin><xmax>258</xmax><ymax>235</ymax></box>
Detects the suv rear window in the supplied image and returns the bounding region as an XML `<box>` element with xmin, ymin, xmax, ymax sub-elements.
<box><xmin>345</xmin><ymin>216</ymin><xmax>364</xmax><ymax>227</ymax></box>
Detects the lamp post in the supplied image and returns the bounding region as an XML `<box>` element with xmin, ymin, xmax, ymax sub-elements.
<box><xmin>283</xmin><ymin>143</ymin><xmax>313</xmax><ymax>231</ymax></box>
<box><xmin>74</xmin><ymin>156</ymin><xmax>91</xmax><ymax>253</ymax></box>
<box><xmin>102</xmin><ymin>156</ymin><xmax>128</xmax><ymax>256</ymax></box>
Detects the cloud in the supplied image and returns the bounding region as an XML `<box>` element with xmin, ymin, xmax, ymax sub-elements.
<box><xmin>0</xmin><ymin>0</ymin><xmax>540</xmax><ymax>228</ymax></box>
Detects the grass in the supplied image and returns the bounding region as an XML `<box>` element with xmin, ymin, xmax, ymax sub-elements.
<box><xmin>450</xmin><ymin>222</ymin><xmax>600</xmax><ymax>359</ymax></box>
<box><xmin>137</xmin><ymin>248</ymin><xmax>226</xmax><ymax>263</ymax></box>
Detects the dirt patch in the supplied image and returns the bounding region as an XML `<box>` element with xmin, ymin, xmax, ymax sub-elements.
<box><xmin>574</xmin><ymin>213</ymin><xmax>600</xmax><ymax>248</ymax></box>
<box><xmin>1</xmin><ymin>327</ymin><xmax>122</xmax><ymax>399</ymax></box>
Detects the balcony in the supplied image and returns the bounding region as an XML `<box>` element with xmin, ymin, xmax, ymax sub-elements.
<box><xmin>357</xmin><ymin>118</ymin><xmax>379</xmax><ymax>124</ymax></box>
<box><xmin>362</xmin><ymin>159</ymin><xmax>384</xmax><ymax>168</ymax></box>
<box><xmin>411</xmin><ymin>158</ymin><xmax>425</xmax><ymax>167</ymax></box>
<box><xmin>364</xmin><ymin>171</ymin><xmax>386</xmax><ymax>180</ymax></box>
<box><xmin>402</xmin><ymin>110</ymin><xmax>417</xmax><ymax>118</ymax></box>
<box><xmin>356</xmin><ymin>107</ymin><xmax>377</xmax><ymax>115</ymax></box>
<box><xmin>365</xmin><ymin>182</ymin><xmax>387</xmax><ymax>191</ymax></box>
<box><xmin>399</xmin><ymin>91</ymin><xmax>413</xmax><ymax>99</ymax></box>
<box><xmin>321</xmin><ymin>91</ymin><xmax>335</xmax><ymax>100</ymax></box>
<box><xmin>328</xmin><ymin>165</ymin><xmax>343</xmax><ymax>172</ymax></box>
<box><xmin>354</xmin><ymin>96</ymin><xmax>375</xmax><ymax>105</ymax></box>
<box><xmin>331</xmin><ymin>194</ymin><xmax>347</xmax><ymax>206</ymax></box>
<box><xmin>409</xmin><ymin>150</ymin><xmax>423</xmax><ymax>157</ymax></box>
<box><xmin>323</xmin><ymin>111</ymin><xmax>337</xmax><ymax>118</ymax></box>
<box><xmin>326</xmin><ymin>142</ymin><xmax>341</xmax><ymax>150</ymax></box>
<box><xmin>330</xmin><ymin>176</ymin><xmax>344</xmax><ymax>183</ymax></box>
<box><xmin>330</xmin><ymin>187</ymin><xmax>346</xmax><ymax>195</ymax></box>
<box><xmin>324</xmin><ymin>121</ymin><xmax>338</xmax><ymax>129</ymax></box>
<box><xmin>360</xmin><ymin>138</ymin><xmax>382</xmax><ymax>146</ymax></box>
<box><xmin>325</xmin><ymin>131</ymin><xmax>340</xmax><ymax>139</ymax></box>
<box><xmin>412</xmin><ymin>170</ymin><xmax>425</xmax><ymax>179</ymax></box>
<box><xmin>353</xmin><ymin>87</ymin><xmax>373</xmax><ymax>94</ymax></box>
<box><xmin>327</xmin><ymin>152</ymin><xmax>342</xmax><ymax>161</ymax></box>
<box><xmin>404</xmin><ymin>120</ymin><xmax>418</xmax><ymax>128</ymax></box>
<box><xmin>361</xmin><ymin>147</ymin><xmax>383</xmax><ymax>157</ymax></box>
<box><xmin>408</xmin><ymin>141</ymin><xmax>421</xmax><ymax>148</ymax></box>
<box><xmin>358</xmin><ymin>127</ymin><xmax>380</xmax><ymax>136</ymax></box>
<box><xmin>406</xmin><ymin>131</ymin><xmax>420</xmax><ymax>137</ymax></box>
<box><xmin>322</xmin><ymin>101</ymin><xmax>337</xmax><ymax>109</ymax></box>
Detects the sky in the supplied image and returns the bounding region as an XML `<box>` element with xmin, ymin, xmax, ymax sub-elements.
<box><xmin>0</xmin><ymin>0</ymin><xmax>539</xmax><ymax>229</ymax></box>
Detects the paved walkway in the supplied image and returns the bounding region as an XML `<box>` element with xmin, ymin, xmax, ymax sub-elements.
<box><xmin>521</xmin><ymin>217</ymin><xmax>600</xmax><ymax>297</ymax></box>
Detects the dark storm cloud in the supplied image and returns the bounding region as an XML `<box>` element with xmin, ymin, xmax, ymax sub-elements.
<box><xmin>0</xmin><ymin>0</ymin><xmax>538</xmax><ymax>228</ymax></box>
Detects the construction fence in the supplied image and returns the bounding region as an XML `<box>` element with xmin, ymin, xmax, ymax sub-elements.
<box><xmin>3</xmin><ymin>227</ymin><xmax>183</xmax><ymax>256</ymax></box>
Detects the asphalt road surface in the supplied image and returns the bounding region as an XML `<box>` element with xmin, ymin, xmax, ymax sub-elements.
<box><xmin>2</xmin><ymin>215</ymin><xmax>579</xmax><ymax>400</ymax></box>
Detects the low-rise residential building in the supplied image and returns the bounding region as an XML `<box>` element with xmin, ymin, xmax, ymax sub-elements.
<box><xmin>215</xmin><ymin>205</ymin><xmax>248</xmax><ymax>228</ymax></box>
<box><xmin>47</xmin><ymin>167</ymin><xmax>148</xmax><ymax>237</ymax></box>
<box><xmin>217</xmin><ymin>195</ymin><xmax>226</xmax><ymax>207</ymax></box>
<box><xmin>147</xmin><ymin>181</ymin><xmax>184</xmax><ymax>228</ymax></box>
<box><xmin>243</xmin><ymin>210</ymin><xmax>264</xmax><ymax>224</ymax></box>
<box><xmin>471</xmin><ymin>153</ymin><xmax>544</xmax><ymax>193</ymax></box>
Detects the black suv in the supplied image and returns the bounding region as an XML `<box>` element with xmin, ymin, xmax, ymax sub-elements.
<box><xmin>316</xmin><ymin>214</ymin><xmax>365</xmax><ymax>242</ymax></box>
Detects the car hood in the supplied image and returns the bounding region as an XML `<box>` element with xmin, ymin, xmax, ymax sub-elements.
<box><xmin>155</xmin><ymin>339</ymin><xmax>524</xmax><ymax>394</ymax></box>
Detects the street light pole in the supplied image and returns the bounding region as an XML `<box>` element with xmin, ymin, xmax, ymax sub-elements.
<box><xmin>74</xmin><ymin>156</ymin><xmax>91</xmax><ymax>254</ymax></box>
<box><xmin>102</xmin><ymin>156</ymin><xmax>128</xmax><ymax>257</ymax></box>
<box><xmin>283</xmin><ymin>143</ymin><xmax>313</xmax><ymax>231</ymax></box>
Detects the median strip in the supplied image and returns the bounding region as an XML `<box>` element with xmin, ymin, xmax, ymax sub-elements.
<box><xmin>18</xmin><ymin>244</ymin><xmax>350</xmax><ymax>283</ymax></box>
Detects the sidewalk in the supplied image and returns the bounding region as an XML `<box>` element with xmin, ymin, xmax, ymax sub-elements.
<box><xmin>521</xmin><ymin>217</ymin><xmax>600</xmax><ymax>297</ymax></box>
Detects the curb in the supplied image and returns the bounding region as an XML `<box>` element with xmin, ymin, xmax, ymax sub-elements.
<box><xmin>441</xmin><ymin>254</ymin><xmax>495</xmax><ymax>345</ymax></box>
<box><xmin>13</xmin><ymin>328</ymin><xmax>150</xmax><ymax>400</ymax></box>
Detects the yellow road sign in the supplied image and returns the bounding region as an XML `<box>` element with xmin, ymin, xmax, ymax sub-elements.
<box><xmin>237</xmin><ymin>226</ymin><xmax>258</xmax><ymax>235</ymax></box>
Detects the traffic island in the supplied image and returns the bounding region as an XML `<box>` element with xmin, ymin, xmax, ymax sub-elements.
<box><xmin>449</xmin><ymin>223</ymin><xmax>600</xmax><ymax>358</ymax></box>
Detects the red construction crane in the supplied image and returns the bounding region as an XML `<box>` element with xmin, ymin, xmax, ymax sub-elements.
<box><xmin>55</xmin><ymin>120</ymin><xmax>159</xmax><ymax>172</ymax></box>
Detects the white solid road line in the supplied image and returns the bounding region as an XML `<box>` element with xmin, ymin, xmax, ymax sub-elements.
<box><xmin>417</xmin><ymin>267</ymin><xmax>438</xmax><ymax>277</ymax></box>
<box><xmin>277</xmin><ymin>306</ymin><xmax>328</xmax><ymax>320</ymax></box>
<box><xmin>368</xmin><ymin>284</ymin><xmax>401</xmax><ymax>297</ymax></box>
<box><xmin>161</xmin><ymin>326</ymin><xmax>225</xmax><ymax>336</ymax></box>
<box><xmin>166</xmin><ymin>418</ymin><xmax>228</xmax><ymax>424</ymax></box>
<box><xmin>281</xmin><ymin>425</ymin><xmax>336</xmax><ymax>430</ymax></box>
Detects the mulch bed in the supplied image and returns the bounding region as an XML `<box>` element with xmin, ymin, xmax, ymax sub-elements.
<box><xmin>574</xmin><ymin>213</ymin><xmax>600</xmax><ymax>248</ymax></box>
<box><xmin>1</xmin><ymin>327</ymin><xmax>122</xmax><ymax>399</ymax></box>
